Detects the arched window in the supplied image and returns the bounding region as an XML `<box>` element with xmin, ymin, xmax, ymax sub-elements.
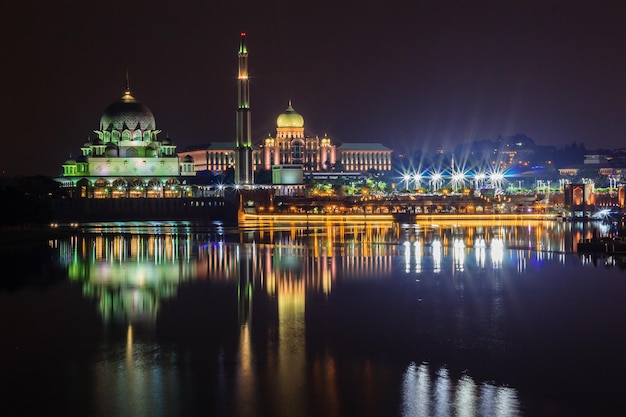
<box><xmin>122</xmin><ymin>130</ymin><xmax>131</xmax><ymax>141</ymax></box>
<box><xmin>126</xmin><ymin>147</ymin><xmax>138</xmax><ymax>157</ymax></box>
<box><xmin>164</xmin><ymin>178</ymin><xmax>181</xmax><ymax>198</ymax></box>
<box><xmin>129</xmin><ymin>178</ymin><xmax>145</xmax><ymax>198</ymax></box>
<box><xmin>133</xmin><ymin>130</ymin><xmax>142</xmax><ymax>140</ymax></box>
<box><xmin>147</xmin><ymin>179</ymin><xmax>162</xmax><ymax>198</ymax></box>
<box><xmin>94</xmin><ymin>178</ymin><xmax>110</xmax><ymax>199</ymax></box>
<box><xmin>291</xmin><ymin>140</ymin><xmax>304</xmax><ymax>160</ymax></box>
<box><xmin>573</xmin><ymin>187</ymin><xmax>584</xmax><ymax>205</ymax></box>
<box><xmin>112</xmin><ymin>131</ymin><xmax>120</xmax><ymax>142</ymax></box>
<box><xmin>112</xmin><ymin>178</ymin><xmax>127</xmax><ymax>198</ymax></box>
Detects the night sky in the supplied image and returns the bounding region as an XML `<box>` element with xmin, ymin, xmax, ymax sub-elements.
<box><xmin>3</xmin><ymin>0</ymin><xmax>626</xmax><ymax>176</ymax></box>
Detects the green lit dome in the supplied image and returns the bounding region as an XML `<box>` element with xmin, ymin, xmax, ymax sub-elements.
<box><xmin>100</xmin><ymin>90</ymin><xmax>156</xmax><ymax>132</ymax></box>
<box><xmin>276</xmin><ymin>103</ymin><xmax>304</xmax><ymax>128</ymax></box>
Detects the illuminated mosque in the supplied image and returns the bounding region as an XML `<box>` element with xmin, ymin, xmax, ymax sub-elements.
<box><xmin>56</xmin><ymin>79</ymin><xmax>196</xmax><ymax>198</ymax></box>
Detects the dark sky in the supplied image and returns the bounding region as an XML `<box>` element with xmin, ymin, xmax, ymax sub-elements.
<box><xmin>2</xmin><ymin>0</ymin><xmax>626</xmax><ymax>176</ymax></box>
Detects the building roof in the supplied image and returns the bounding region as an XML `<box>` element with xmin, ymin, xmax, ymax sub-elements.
<box><xmin>182</xmin><ymin>142</ymin><xmax>238</xmax><ymax>152</ymax></box>
<box><xmin>208</xmin><ymin>142</ymin><xmax>237</xmax><ymax>150</ymax></box>
<box><xmin>337</xmin><ymin>143</ymin><xmax>392</xmax><ymax>151</ymax></box>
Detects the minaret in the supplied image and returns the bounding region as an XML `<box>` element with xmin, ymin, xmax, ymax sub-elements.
<box><xmin>235</xmin><ymin>32</ymin><xmax>254</xmax><ymax>185</ymax></box>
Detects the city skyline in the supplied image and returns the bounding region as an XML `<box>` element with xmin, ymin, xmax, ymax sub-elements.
<box><xmin>3</xmin><ymin>0</ymin><xmax>626</xmax><ymax>176</ymax></box>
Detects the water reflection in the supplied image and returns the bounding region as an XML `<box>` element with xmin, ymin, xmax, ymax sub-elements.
<box><xmin>402</xmin><ymin>363</ymin><xmax>520</xmax><ymax>417</ymax></box>
<box><xmin>40</xmin><ymin>219</ymin><xmax>626</xmax><ymax>416</ymax></box>
<box><xmin>91</xmin><ymin>324</ymin><xmax>181</xmax><ymax>417</ymax></box>
<box><xmin>56</xmin><ymin>220</ymin><xmax>621</xmax><ymax>329</ymax></box>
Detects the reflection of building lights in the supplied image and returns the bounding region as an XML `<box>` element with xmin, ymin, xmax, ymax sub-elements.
<box><xmin>432</xmin><ymin>240</ymin><xmax>442</xmax><ymax>273</ymax></box>
<box><xmin>475</xmin><ymin>238</ymin><xmax>486</xmax><ymax>268</ymax></box>
<box><xmin>434</xmin><ymin>367</ymin><xmax>451</xmax><ymax>416</ymax></box>
<box><xmin>453</xmin><ymin>238</ymin><xmax>465</xmax><ymax>271</ymax></box>
<box><xmin>456</xmin><ymin>375</ymin><xmax>477</xmax><ymax>417</ymax></box>
<box><xmin>491</xmin><ymin>238</ymin><xmax>504</xmax><ymax>268</ymax></box>
<box><xmin>404</xmin><ymin>241</ymin><xmax>411</xmax><ymax>273</ymax></box>
<box><xmin>402</xmin><ymin>363</ymin><xmax>519</xmax><ymax>417</ymax></box>
<box><xmin>414</xmin><ymin>241</ymin><xmax>422</xmax><ymax>274</ymax></box>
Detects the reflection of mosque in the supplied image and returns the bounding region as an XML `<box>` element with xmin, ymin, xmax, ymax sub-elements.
<box><xmin>58</xmin><ymin>226</ymin><xmax>398</xmax><ymax>327</ymax></box>
<box><xmin>61</xmin><ymin>234</ymin><xmax>196</xmax><ymax>325</ymax></box>
<box><xmin>58</xmin><ymin>221</ymin><xmax>579</xmax><ymax>326</ymax></box>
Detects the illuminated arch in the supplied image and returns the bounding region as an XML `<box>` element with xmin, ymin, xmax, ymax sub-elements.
<box><xmin>112</xmin><ymin>178</ymin><xmax>128</xmax><ymax>198</ymax></box>
<box><xmin>147</xmin><ymin>178</ymin><xmax>162</xmax><ymax>198</ymax></box>
<box><xmin>164</xmin><ymin>178</ymin><xmax>181</xmax><ymax>198</ymax></box>
<box><xmin>129</xmin><ymin>178</ymin><xmax>145</xmax><ymax>198</ymax></box>
<box><xmin>573</xmin><ymin>186</ymin><xmax>584</xmax><ymax>205</ymax></box>
<box><xmin>94</xmin><ymin>178</ymin><xmax>111</xmax><ymax>198</ymax></box>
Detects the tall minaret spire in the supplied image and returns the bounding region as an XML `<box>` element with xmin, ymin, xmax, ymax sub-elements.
<box><xmin>235</xmin><ymin>32</ymin><xmax>254</xmax><ymax>185</ymax></box>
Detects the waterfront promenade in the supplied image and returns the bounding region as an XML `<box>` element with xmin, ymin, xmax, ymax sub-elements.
<box><xmin>239</xmin><ymin>211</ymin><xmax>557</xmax><ymax>225</ymax></box>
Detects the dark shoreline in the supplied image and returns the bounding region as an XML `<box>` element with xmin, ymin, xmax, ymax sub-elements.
<box><xmin>0</xmin><ymin>226</ymin><xmax>75</xmax><ymax>248</ymax></box>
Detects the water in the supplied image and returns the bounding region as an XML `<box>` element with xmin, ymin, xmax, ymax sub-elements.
<box><xmin>1</xmin><ymin>220</ymin><xmax>626</xmax><ymax>416</ymax></box>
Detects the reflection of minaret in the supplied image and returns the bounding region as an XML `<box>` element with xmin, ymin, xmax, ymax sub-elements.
<box><xmin>235</xmin><ymin>32</ymin><xmax>254</xmax><ymax>185</ymax></box>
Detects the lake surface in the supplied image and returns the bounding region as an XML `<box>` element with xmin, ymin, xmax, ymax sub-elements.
<box><xmin>1</xmin><ymin>219</ymin><xmax>626</xmax><ymax>416</ymax></box>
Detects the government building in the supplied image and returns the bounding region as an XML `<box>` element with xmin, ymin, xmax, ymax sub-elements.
<box><xmin>178</xmin><ymin>101</ymin><xmax>393</xmax><ymax>179</ymax></box>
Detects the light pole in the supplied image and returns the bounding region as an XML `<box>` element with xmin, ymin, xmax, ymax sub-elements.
<box><xmin>451</xmin><ymin>171</ymin><xmax>465</xmax><ymax>193</ymax></box>
<box><xmin>431</xmin><ymin>172</ymin><xmax>442</xmax><ymax>192</ymax></box>
<box><xmin>402</xmin><ymin>174</ymin><xmax>411</xmax><ymax>191</ymax></box>
<box><xmin>413</xmin><ymin>173</ymin><xmax>422</xmax><ymax>192</ymax></box>
<box><xmin>474</xmin><ymin>172</ymin><xmax>486</xmax><ymax>190</ymax></box>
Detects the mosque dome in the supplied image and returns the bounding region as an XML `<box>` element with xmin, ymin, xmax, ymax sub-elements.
<box><xmin>276</xmin><ymin>103</ymin><xmax>304</xmax><ymax>128</ymax></box>
<box><xmin>100</xmin><ymin>90</ymin><xmax>156</xmax><ymax>131</ymax></box>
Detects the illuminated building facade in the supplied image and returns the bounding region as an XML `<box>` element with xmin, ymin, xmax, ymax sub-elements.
<box><xmin>564</xmin><ymin>183</ymin><xmax>596</xmax><ymax>214</ymax></box>
<box><xmin>336</xmin><ymin>142</ymin><xmax>393</xmax><ymax>173</ymax></box>
<box><xmin>260</xmin><ymin>102</ymin><xmax>337</xmax><ymax>171</ymax></box>
<box><xmin>179</xmin><ymin>102</ymin><xmax>393</xmax><ymax>178</ymax></box>
<box><xmin>56</xmin><ymin>80</ymin><xmax>195</xmax><ymax>198</ymax></box>
<box><xmin>261</xmin><ymin>104</ymin><xmax>392</xmax><ymax>173</ymax></box>
<box><xmin>182</xmin><ymin>142</ymin><xmax>237</xmax><ymax>173</ymax></box>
